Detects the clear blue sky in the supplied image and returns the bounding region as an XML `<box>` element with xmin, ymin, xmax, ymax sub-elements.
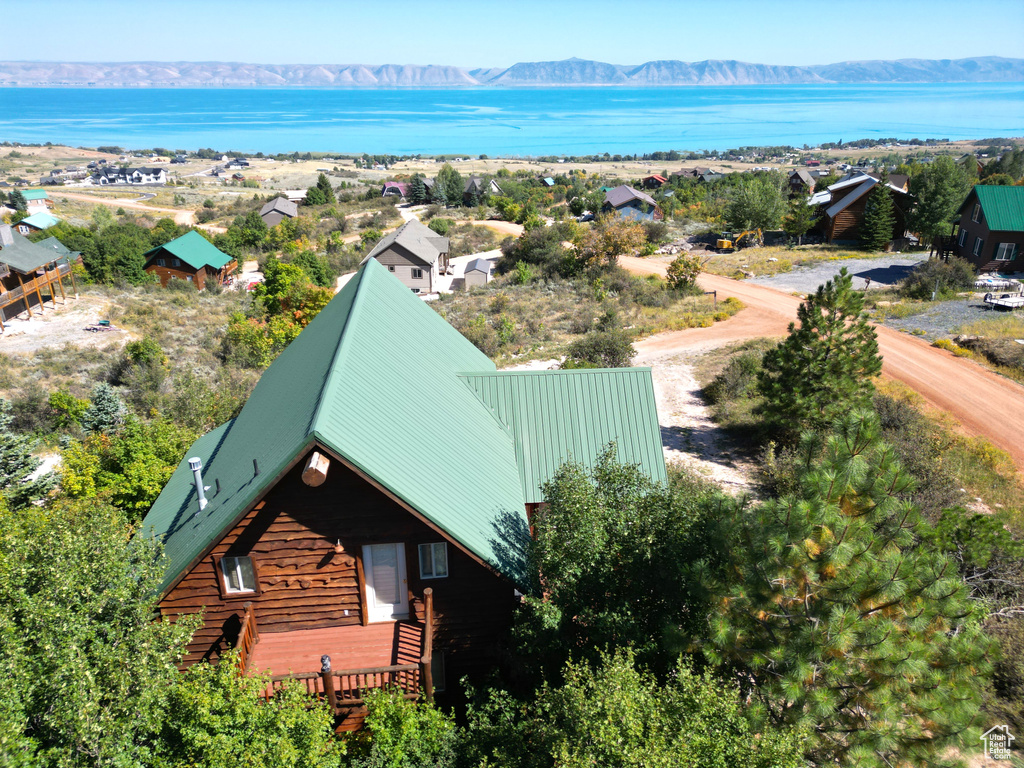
<box><xmin>5</xmin><ymin>0</ymin><xmax>1022</xmax><ymax>67</ymax></box>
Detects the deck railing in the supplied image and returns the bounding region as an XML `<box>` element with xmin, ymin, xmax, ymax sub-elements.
<box><xmin>0</xmin><ymin>261</ymin><xmax>74</xmax><ymax>310</ymax></box>
<box><xmin>236</xmin><ymin>602</ymin><xmax>260</xmax><ymax>676</ymax></box>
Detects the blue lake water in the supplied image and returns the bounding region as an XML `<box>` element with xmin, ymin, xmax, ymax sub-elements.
<box><xmin>0</xmin><ymin>84</ymin><xmax>1021</xmax><ymax>155</ymax></box>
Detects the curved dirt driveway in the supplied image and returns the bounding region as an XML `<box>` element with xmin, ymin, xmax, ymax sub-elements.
<box><xmin>48</xmin><ymin>190</ymin><xmax>197</xmax><ymax>226</ymax></box>
<box><xmin>622</xmin><ymin>255</ymin><xmax>1024</xmax><ymax>473</ymax></box>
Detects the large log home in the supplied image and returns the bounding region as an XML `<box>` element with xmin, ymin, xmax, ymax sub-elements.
<box><xmin>0</xmin><ymin>224</ymin><xmax>79</xmax><ymax>330</ymax></box>
<box><xmin>142</xmin><ymin>258</ymin><xmax>666</xmax><ymax>726</ymax></box>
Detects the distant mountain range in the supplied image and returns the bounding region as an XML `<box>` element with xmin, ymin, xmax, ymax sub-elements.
<box><xmin>1</xmin><ymin>57</ymin><xmax>1021</xmax><ymax>87</ymax></box>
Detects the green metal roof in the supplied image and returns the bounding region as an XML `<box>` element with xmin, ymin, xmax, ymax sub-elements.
<box><xmin>19</xmin><ymin>212</ymin><xmax>59</xmax><ymax>230</ymax></box>
<box><xmin>142</xmin><ymin>258</ymin><xmax>529</xmax><ymax>593</ymax></box>
<box><xmin>972</xmin><ymin>185</ymin><xmax>1024</xmax><ymax>232</ymax></box>
<box><xmin>35</xmin><ymin>237</ymin><xmax>73</xmax><ymax>257</ymax></box>
<box><xmin>144</xmin><ymin>230</ymin><xmax>234</xmax><ymax>271</ymax></box>
<box><xmin>461</xmin><ymin>368</ymin><xmax>667</xmax><ymax>503</ymax></box>
<box><xmin>21</xmin><ymin>189</ymin><xmax>49</xmax><ymax>200</ymax></box>
<box><xmin>0</xmin><ymin>226</ymin><xmax>63</xmax><ymax>273</ymax></box>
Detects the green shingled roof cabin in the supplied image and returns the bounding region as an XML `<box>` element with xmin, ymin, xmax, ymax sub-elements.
<box><xmin>143</xmin><ymin>230</ymin><xmax>237</xmax><ymax>290</ymax></box>
<box><xmin>952</xmin><ymin>185</ymin><xmax>1024</xmax><ymax>272</ymax></box>
<box><xmin>143</xmin><ymin>258</ymin><xmax>667</xmax><ymax>725</ymax></box>
<box><xmin>0</xmin><ymin>224</ymin><xmax>79</xmax><ymax>328</ymax></box>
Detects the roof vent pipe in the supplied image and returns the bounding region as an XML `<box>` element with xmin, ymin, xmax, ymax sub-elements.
<box><xmin>188</xmin><ymin>457</ymin><xmax>209</xmax><ymax>510</ymax></box>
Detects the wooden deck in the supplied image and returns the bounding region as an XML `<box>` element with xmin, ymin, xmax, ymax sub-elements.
<box><xmin>247</xmin><ymin>620</ymin><xmax>424</xmax><ymax>676</ymax></box>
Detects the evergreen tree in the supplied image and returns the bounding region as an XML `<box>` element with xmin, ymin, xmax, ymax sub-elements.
<box><xmin>0</xmin><ymin>400</ymin><xmax>54</xmax><ymax>510</ymax></box>
<box><xmin>9</xmin><ymin>189</ymin><xmax>27</xmax><ymax>212</ymax></box>
<box><xmin>409</xmin><ymin>174</ymin><xmax>427</xmax><ymax>205</ymax></box>
<box><xmin>861</xmin><ymin>169</ymin><xmax>896</xmax><ymax>250</ymax></box>
<box><xmin>81</xmin><ymin>383</ymin><xmax>126</xmax><ymax>434</ymax></box>
<box><xmin>314</xmin><ymin>173</ymin><xmax>335</xmax><ymax>205</ymax></box>
<box><xmin>782</xmin><ymin>196</ymin><xmax>816</xmax><ymax>245</ymax></box>
<box><xmin>436</xmin><ymin>163</ymin><xmax>463</xmax><ymax>208</ymax></box>
<box><xmin>706</xmin><ymin>412</ymin><xmax>991</xmax><ymax>767</ymax></box>
<box><xmin>758</xmin><ymin>268</ymin><xmax>881</xmax><ymax>435</ymax></box>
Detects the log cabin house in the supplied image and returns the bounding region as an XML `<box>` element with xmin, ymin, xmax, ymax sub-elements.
<box><xmin>142</xmin><ymin>258</ymin><xmax>666</xmax><ymax>727</ymax></box>
<box><xmin>814</xmin><ymin>172</ymin><xmax>912</xmax><ymax>244</ymax></box>
<box><xmin>143</xmin><ymin>231</ymin><xmax>237</xmax><ymax>290</ymax></box>
<box><xmin>0</xmin><ymin>224</ymin><xmax>79</xmax><ymax>330</ymax></box>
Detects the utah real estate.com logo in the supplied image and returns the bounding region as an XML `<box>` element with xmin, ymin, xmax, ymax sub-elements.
<box><xmin>981</xmin><ymin>725</ymin><xmax>1015</xmax><ymax>761</ymax></box>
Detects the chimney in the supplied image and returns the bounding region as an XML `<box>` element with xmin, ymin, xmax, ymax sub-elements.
<box><xmin>188</xmin><ymin>457</ymin><xmax>208</xmax><ymax>510</ymax></box>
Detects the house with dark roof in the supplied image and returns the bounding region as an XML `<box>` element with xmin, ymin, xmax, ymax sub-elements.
<box><xmin>87</xmin><ymin>167</ymin><xmax>168</xmax><ymax>186</ymax></box>
<box><xmin>142</xmin><ymin>258</ymin><xmax>666</xmax><ymax>727</ymax></box>
<box><xmin>949</xmin><ymin>186</ymin><xmax>1024</xmax><ymax>272</ymax></box>
<box><xmin>0</xmin><ymin>225</ymin><xmax>79</xmax><ymax>329</ymax></box>
<box><xmin>360</xmin><ymin>219</ymin><xmax>450</xmax><ymax>294</ymax></box>
<box><xmin>463</xmin><ymin>177</ymin><xmax>502</xmax><ymax>204</ymax></box>
<box><xmin>259</xmin><ymin>197</ymin><xmax>299</xmax><ymax>227</ymax></box>
<box><xmin>143</xmin><ymin>231</ymin><xmax>237</xmax><ymax>290</ymax></box>
<box><xmin>602</xmin><ymin>185</ymin><xmax>663</xmax><ymax>221</ymax></box>
<box><xmin>788</xmin><ymin>169</ymin><xmax>817</xmax><ymax>197</ymax></box>
<box><xmin>814</xmin><ymin>173</ymin><xmax>913</xmax><ymax>245</ymax></box>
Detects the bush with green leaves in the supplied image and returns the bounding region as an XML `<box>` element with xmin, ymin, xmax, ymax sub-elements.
<box><xmin>703</xmin><ymin>350</ymin><xmax>763</xmax><ymax>405</ymax></box>
<box><xmin>706</xmin><ymin>411</ymin><xmax>992</xmax><ymax>767</ymax></box>
<box><xmin>665</xmin><ymin>253</ymin><xmax>703</xmax><ymax>291</ymax></box>
<box><xmin>46</xmin><ymin>389</ymin><xmax>89</xmax><ymax>430</ymax></box>
<box><xmin>428</xmin><ymin>217</ymin><xmax>453</xmax><ymax>236</ymax></box>
<box><xmin>900</xmin><ymin>256</ymin><xmax>976</xmax><ymax>300</ymax></box>
<box><xmin>462</xmin><ymin>650</ymin><xmax>805</xmax><ymax>768</ymax></box>
<box><xmin>80</xmin><ymin>382</ymin><xmax>127</xmax><ymax>434</ymax></box>
<box><xmin>154</xmin><ymin>654</ymin><xmax>342</xmax><ymax>768</ymax></box>
<box><xmin>0</xmin><ymin>499</ymin><xmax>199</xmax><ymax>765</ymax></box>
<box><xmin>563</xmin><ymin>329</ymin><xmax>635</xmax><ymax>369</ymax></box>
<box><xmin>344</xmin><ymin>687</ymin><xmax>457</xmax><ymax>768</ymax></box>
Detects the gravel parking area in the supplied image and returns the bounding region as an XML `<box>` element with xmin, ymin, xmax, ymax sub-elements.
<box><xmin>881</xmin><ymin>297</ymin><xmax>1014</xmax><ymax>341</ymax></box>
<box><xmin>748</xmin><ymin>256</ymin><xmax>924</xmax><ymax>295</ymax></box>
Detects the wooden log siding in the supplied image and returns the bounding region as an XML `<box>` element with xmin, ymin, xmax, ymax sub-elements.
<box><xmin>159</xmin><ymin>451</ymin><xmax>517</xmax><ymax>687</ymax></box>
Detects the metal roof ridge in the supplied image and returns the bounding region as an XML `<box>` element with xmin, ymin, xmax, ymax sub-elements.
<box><xmin>307</xmin><ymin>261</ymin><xmax>372</xmax><ymax>435</ymax></box>
<box><xmin>459</xmin><ymin>366</ymin><xmax>653</xmax><ymax>377</ymax></box>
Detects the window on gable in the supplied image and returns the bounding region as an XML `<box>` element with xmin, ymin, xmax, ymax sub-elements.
<box><xmin>973</xmin><ymin>237</ymin><xmax>985</xmax><ymax>257</ymax></box>
<box><xmin>418</xmin><ymin>542</ymin><xmax>448</xmax><ymax>579</ymax></box>
<box><xmin>995</xmin><ymin>242</ymin><xmax>1019</xmax><ymax>262</ymax></box>
<box><xmin>172</xmin><ymin>258</ymin><xmax>181</xmax><ymax>267</ymax></box>
<box><xmin>972</xmin><ymin>204</ymin><xmax>981</xmax><ymax>223</ymax></box>
<box><xmin>411</xmin><ymin>268</ymin><xmax>424</xmax><ymax>279</ymax></box>
<box><xmin>156</xmin><ymin>258</ymin><xmax>166</xmax><ymax>267</ymax></box>
<box><xmin>221</xmin><ymin>556</ymin><xmax>257</xmax><ymax>593</ymax></box>
<box><xmin>958</xmin><ymin>229</ymin><xmax>968</xmax><ymax>247</ymax></box>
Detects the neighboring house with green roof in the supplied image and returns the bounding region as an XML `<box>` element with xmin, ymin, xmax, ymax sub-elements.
<box><xmin>14</xmin><ymin>211</ymin><xmax>59</xmax><ymax>235</ymax></box>
<box><xmin>20</xmin><ymin>188</ymin><xmax>51</xmax><ymax>213</ymax></box>
<box><xmin>142</xmin><ymin>230</ymin><xmax>237</xmax><ymax>289</ymax></box>
<box><xmin>142</xmin><ymin>258</ymin><xmax>666</xmax><ymax>722</ymax></box>
<box><xmin>952</xmin><ymin>185</ymin><xmax>1024</xmax><ymax>271</ymax></box>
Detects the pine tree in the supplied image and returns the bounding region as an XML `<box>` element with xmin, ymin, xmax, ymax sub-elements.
<box><xmin>758</xmin><ymin>267</ymin><xmax>881</xmax><ymax>435</ymax></box>
<box><xmin>314</xmin><ymin>173</ymin><xmax>335</xmax><ymax>205</ymax></box>
<box><xmin>706</xmin><ymin>411</ymin><xmax>992</xmax><ymax>767</ymax></box>
<box><xmin>861</xmin><ymin>168</ymin><xmax>896</xmax><ymax>250</ymax></box>
<box><xmin>0</xmin><ymin>401</ymin><xmax>54</xmax><ymax>510</ymax></box>
<box><xmin>409</xmin><ymin>174</ymin><xmax>427</xmax><ymax>205</ymax></box>
<box><xmin>81</xmin><ymin>383</ymin><xmax>126</xmax><ymax>434</ymax></box>
<box><xmin>9</xmin><ymin>189</ymin><xmax>27</xmax><ymax>212</ymax></box>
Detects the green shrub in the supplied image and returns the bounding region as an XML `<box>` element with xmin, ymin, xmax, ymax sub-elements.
<box><xmin>666</xmin><ymin>253</ymin><xmax>704</xmax><ymax>291</ymax></box>
<box><xmin>703</xmin><ymin>351</ymin><xmax>763</xmax><ymax>404</ymax></box>
<box><xmin>344</xmin><ymin>687</ymin><xmax>457</xmax><ymax>768</ymax></box>
<box><xmin>900</xmin><ymin>256</ymin><xmax>975</xmax><ymax>299</ymax></box>
<box><xmin>427</xmin><ymin>217</ymin><xmax>452</xmax><ymax>236</ymax></box>
<box><xmin>564</xmin><ymin>329</ymin><xmax>635</xmax><ymax>368</ymax></box>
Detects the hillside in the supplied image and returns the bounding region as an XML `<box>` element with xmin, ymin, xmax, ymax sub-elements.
<box><xmin>0</xmin><ymin>56</ymin><xmax>1021</xmax><ymax>87</ymax></box>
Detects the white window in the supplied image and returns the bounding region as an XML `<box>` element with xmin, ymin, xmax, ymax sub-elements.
<box><xmin>411</xmin><ymin>268</ymin><xmax>424</xmax><ymax>279</ymax></box>
<box><xmin>17</xmin><ymin>225</ymin><xmax>28</xmax><ymax>234</ymax></box>
<box><xmin>418</xmin><ymin>542</ymin><xmax>448</xmax><ymax>579</ymax></box>
<box><xmin>973</xmin><ymin>237</ymin><xmax>985</xmax><ymax>257</ymax></box>
<box><xmin>957</xmin><ymin>229</ymin><xmax>968</xmax><ymax>247</ymax></box>
<box><xmin>971</xmin><ymin>204</ymin><xmax>981</xmax><ymax>223</ymax></box>
<box><xmin>995</xmin><ymin>242</ymin><xmax>1019</xmax><ymax>262</ymax></box>
<box><xmin>221</xmin><ymin>556</ymin><xmax>256</xmax><ymax>593</ymax></box>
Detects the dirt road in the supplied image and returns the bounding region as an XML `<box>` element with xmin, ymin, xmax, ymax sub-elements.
<box><xmin>48</xmin><ymin>190</ymin><xmax>197</xmax><ymax>226</ymax></box>
<box><xmin>622</xmin><ymin>256</ymin><xmax>1024</xmax><ymax>472</ymax></box>
<box><xmin>470</xmin><ymin>220</ymin><xmax>524</xmax><ymax>237</ymax></box>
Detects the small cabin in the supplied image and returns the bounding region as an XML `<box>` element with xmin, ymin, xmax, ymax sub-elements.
<box><xmin>143</xmin><ymin>259</ymin><xmax>667</xmax><ymax>729</ymax></box>
<box><xmin>143</xmin><ymin>231</ymin><xmax>236</xmax><ymax>290</ymax></box>
<box><xmin>463</xmin><ymin>258</ymin><xmax>491</xmax><ymax>289</ymax></box>
<box><xmin>947</xmin><ymin>186</ymin><xmax>1024</xmax><ymax>272</ymax></box>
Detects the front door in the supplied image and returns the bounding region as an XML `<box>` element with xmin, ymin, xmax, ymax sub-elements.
<box><xmin>362</xmin><ymin>543</ymin><xmax>409</xmax><ymax>622</ymax></box>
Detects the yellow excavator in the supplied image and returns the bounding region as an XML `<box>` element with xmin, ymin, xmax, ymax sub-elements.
<box><xmin>716</xmin><ymin>228</ymin><xmax>762</xmax><ymax>253</ymax></box>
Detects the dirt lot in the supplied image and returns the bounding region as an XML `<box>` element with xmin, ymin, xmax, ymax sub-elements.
<box><xmin>0</xmin><ymin>294</ymin><xmax>132</xmax><ymax>355</ymax></box>
<box><xmin>621</xmin><ymin>255</ymin><xmax>1024</xmax><ymax>474</ymax></box>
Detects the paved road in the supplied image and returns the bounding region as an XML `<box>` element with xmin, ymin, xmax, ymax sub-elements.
<box><xmin>622</xmin><ymin>255</ymin><xmax>1024</xmax><ymax>473</ymax></box>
